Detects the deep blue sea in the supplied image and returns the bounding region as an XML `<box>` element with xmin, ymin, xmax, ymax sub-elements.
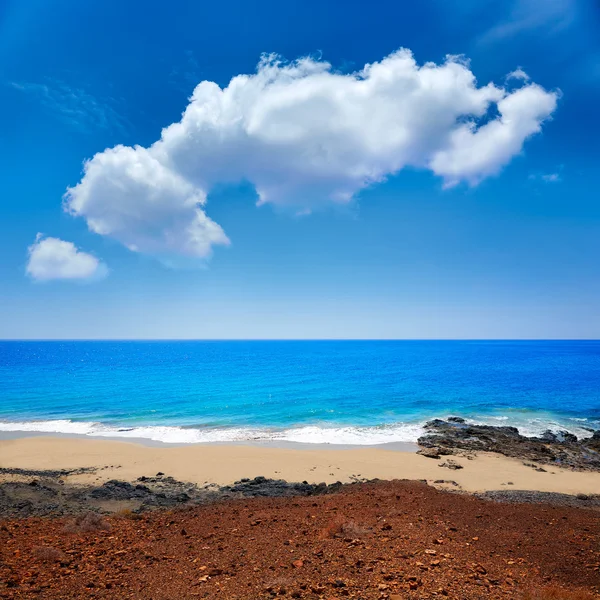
<box><xmin>0</xmin><ymin>341</ymin><xmax>599</xmax><ymax>444</ymax></box>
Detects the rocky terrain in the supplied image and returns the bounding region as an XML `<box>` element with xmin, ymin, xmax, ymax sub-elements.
<box><xmin>0</xmin><ymin>468</ymin><xmax>346</xmax><ymax>519</ymax></box>
<box><xmin>1</xmin><ymin>479</ymin><xmax>599</xmax><ymax>599</ymax></box>
<box><xmin>418</xmin><ymin>418</ymin><xmax>600</xmax><ymax>471</ymax></box>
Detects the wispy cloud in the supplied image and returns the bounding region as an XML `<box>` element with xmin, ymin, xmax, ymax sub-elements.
<box><xmin>10</xmin><ymin>79</ymin><xmax>128</xmax><ymax>134</ymax></box>
<box><xmin>479</xmin><ymin>0</ymin><xmax>578</xmax><ymax>44</ymax></box>
<box><xmin>506</xmin><ymin>67</ymin><xmax>530</xmax><ymax>82</ymax></box>
<box><xmin>541</xmin><ymin>173</ymin><xmax>561</xmax><ymax>182</ymax></box>
<box><xmin>529</xmin><ymin>170</ymin><xmax>563</xmax><ymax>183</ymax></box>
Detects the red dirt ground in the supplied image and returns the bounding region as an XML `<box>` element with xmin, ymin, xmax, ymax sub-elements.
<box><xmin>1</xmin><ymin>480</ymin><xmax>599</xmax><ymax>599</ymax></box>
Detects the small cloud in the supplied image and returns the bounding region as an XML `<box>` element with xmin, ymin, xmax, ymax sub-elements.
<box><xmin>9</xmin><ymin>79</ymin><xmax>128</xmax><ymax>134</ymax></box>
<box><xmin>529</xmin><ymin>169</ymin><xmax>563</xmax><ymax>183</ymax></box>
<box><xmin>26</xmin><ymin>234</ymin><xmax>108</xmax><ymax>282</ymax></box>
<box><xmin>541</xmin><ymin>172</ymin><xmax>561</xmax><ymax>182</ymax></box>
<box><xmin>506</xmin><ymin>67</ymin><xmax>530</xmax><ymax>82</ymax></box>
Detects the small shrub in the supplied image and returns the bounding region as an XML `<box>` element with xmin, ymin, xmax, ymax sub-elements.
<box><xmin>523</xmin><ymin>586</ymin><xmax>598</xmax><ymax>600</ymax></box>
<box><xmin>33</xmin><ymin>546</ymin><xmax>67</xmax><ymax>563</ymax></box>
<box><xmin>63</xmin><ymin>512</ymin><xmax>111</xmax><ymax>534</ymax></box>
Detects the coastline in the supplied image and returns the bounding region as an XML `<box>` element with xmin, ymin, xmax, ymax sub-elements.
<box><xmin>3</xmin><ymin>434</ymin><xmax>600</xmax><ymax>496</ymax></box>
<box><xmin>0</xmin><ymin>430</ymin><xmax>419</xmax><ymax>451</ymax></box>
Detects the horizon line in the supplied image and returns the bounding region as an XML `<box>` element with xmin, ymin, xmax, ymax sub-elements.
<box><xmin>1</xmin><ymin>338</ymin><xmax>599</xmax><ymax>343</ymax></box>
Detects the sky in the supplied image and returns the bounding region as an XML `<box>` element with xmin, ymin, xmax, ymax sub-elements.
<box><xmin>1</xmin><ymin>0</ymin><xmax>599</xmax><ymax>339</ymax></box>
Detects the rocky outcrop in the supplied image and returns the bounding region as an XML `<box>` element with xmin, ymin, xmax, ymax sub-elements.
<box><xmin>0</xmin><ymin>472</ymin><xmax>346</xmax><ymax>518</ymax></box>
<box><xmin>418</xmin><ymin>418</ymin><xmax>600</xmax><ymax>471</ymax></box>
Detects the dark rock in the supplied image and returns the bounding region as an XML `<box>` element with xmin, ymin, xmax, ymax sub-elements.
<box><xmin>424</xmin><ymin>419</ymin><xmax>448</xmax><ymax>428</ymax></box>
<box><xmin>0</xmin><ymin>466</ymin><xmax>96</xmax><ymax>478</ymax></box>
<box><xmin>220</xmin><ymin>476</ymin><xmax>346</xmax><ymax>499</ymax></box>
<box><xmin>557</xmin><ymin>430</ymin><xmax>578</xmax><ymax>444</ymax></box>
<box><xmin>90</xmin><ymin>480</ymin><xmax>137</xmax><ymax>500</ymax></box>
<box><xmin>439</xmin><ymin>460</ymin><xmax>463</xmax><ymax>470</ymax></box>
<box><xmin>1</xmin><ymin>470</ymin><xmax>356</xmax><ymax>518</ymax></box>
<box><xmin>447</xmin><ymin>417</ymin><xmax>466</xmax><ymax>424</ymax></box>
<box><xmin>540</xmin><ymin>430</ymin><xmax>558</xmax><ymax>443</ymax></box>
<box><xmin>418</xmin><ymin>419</ymin><xmax>600</xmax><ymax>472</ymax></box>
<box><xmin>480</xmin><ymin>490</ymin><xmax>600</xmax><ymax>508</ymax></box>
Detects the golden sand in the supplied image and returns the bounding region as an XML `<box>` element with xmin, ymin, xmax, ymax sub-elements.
<box><xmin>2</xmin><ymin>436</ymin><xmax>600</xmax><ymax>495</ymax></box>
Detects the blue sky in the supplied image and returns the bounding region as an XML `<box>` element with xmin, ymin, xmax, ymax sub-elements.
<box><xmin>1</xmin><ymin>0</ymin><xmax>599</xmax><ymax>339</ymax></box>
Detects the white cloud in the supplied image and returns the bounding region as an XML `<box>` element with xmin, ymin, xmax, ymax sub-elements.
<box><xmin>26</xmin><ymin>235</ymin><xmax>107</xmax><ymax>282</ymax></box>
<box><xmin>64</xmin><ymin>49</ymin><xmax>559</xmax><ymax>260</ymax></box>
<box><xmin>64</xmin><ymin>145</ymin><xmax>230</xmax><ymax>258</ymax></box>
<box><xmin>431</xmin><ymin>84</ymin><xmax>558</xmax><ymax>186</ymax></box>
<box><xmin>541</xmin><ymin>173</ymin><xmax>561</xmax><ymax>183</ymax></box>
<box><xmin>529</xmin><ymin>169</ymin><xmax>563</xmax><ymax>183</ymax></box>
<box><xmin>506</xmin><ymin>67</ymin><xmax>530</xmax><ymax>82</ymax></box>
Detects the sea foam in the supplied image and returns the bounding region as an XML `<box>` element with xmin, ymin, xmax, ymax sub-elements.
<box><xmin>0</xmin><ymin>416</ymin><xmax>595</xmax><ymax>445</ymax></box>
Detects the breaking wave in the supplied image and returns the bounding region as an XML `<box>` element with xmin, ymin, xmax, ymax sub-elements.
<box><xmin>0</xmin><ymin>414</ymin><xmax>596</xmax><ymax>445</ymax></box>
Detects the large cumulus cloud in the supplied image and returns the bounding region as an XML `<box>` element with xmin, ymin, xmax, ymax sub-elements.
<box><xmin>64</xmin><ymin>49</ymin><xmax>559</xmax><ymax>259</ymax></box>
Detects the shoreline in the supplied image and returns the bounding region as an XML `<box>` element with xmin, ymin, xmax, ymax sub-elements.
<box><xmin>3</xmin><ymin>434</ymin><xmax>600</xmax><ymax>497</ymax></box>
<box><xmin>3</xmin><ymin>419</ymin><xmax>600</xmax><ymax>519</ymax></box>
<box><xmin>0</xmin><ymin>430</ymin><xmax>419</xmax><ymax>452</ymax></box>
<box><xmin>1</xmin><ymin>410</ymin><xmax>597</xmax><ymax>449</ymax></box>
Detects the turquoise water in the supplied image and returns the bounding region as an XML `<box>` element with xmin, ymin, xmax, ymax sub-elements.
<box><xmin>0</xmin><ymin>340</ymin><xmax>599</xmax><ymax>444</ymax></box>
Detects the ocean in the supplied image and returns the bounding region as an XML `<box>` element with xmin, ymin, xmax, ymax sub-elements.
<box><xmin>0</xmin><ymin>340</ymin><xmax>599</xmax><ymax>445</ymax></box>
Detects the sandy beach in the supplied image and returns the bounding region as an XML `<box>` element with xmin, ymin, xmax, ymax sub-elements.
<box><xmin>3</xmin><ymin>434</ymin><xmax>600</xmax><ymax>496</ymax></box>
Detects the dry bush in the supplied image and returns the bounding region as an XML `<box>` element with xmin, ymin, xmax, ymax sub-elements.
<box><xmin>33</xmin><ymin>546</ymin><xmax>67</xmax><ymax>563</ymax></box>
<box><xmin>523</xmin><ymin>586</ymin><xmax>598</xmax><ymax>600</ymax></box>
<box><xmin>63</xmin><ymin>512</ymin><xmax>111</xmax><ymax>534</ymax></box>
<box><xmin>319</xmin><ymin>515</ymin><xmax>370</xmax><ymax>540</ymax></box>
